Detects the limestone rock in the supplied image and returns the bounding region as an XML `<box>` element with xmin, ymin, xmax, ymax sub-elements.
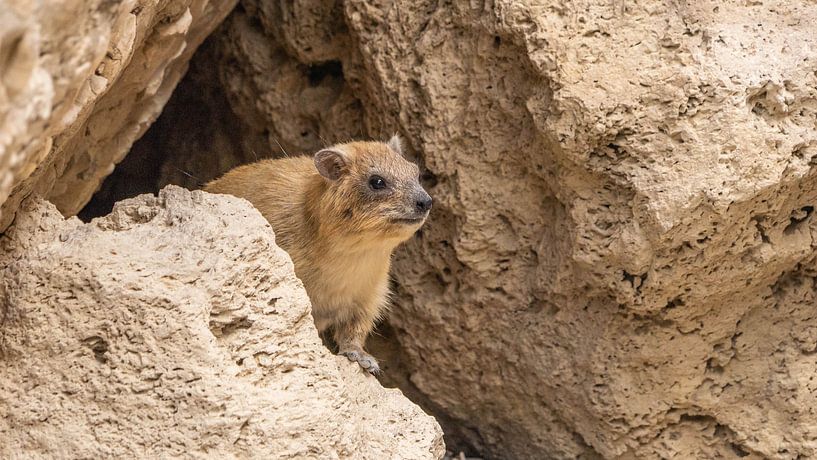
<box><xmin>0</xmin><ymin>0</ymin><xmax>237</xmax><ymax>231</ymax></box>
<box><xmin>351</xmin><ymin>2</ymin><xmax>817</xmax><ymax>458</ymax></box>
<box><xmin>0</xmin><ymin>186</ymin><xmax>444</xmax><ymax>459</ymax></box>
<box><xmin>347</xmin><ymin>2</ymin><xmax>817</xmax><ymax>458</ymax></box>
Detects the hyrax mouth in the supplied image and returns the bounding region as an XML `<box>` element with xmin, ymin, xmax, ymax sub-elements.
<box><xmin>392</xmin><ymin>216</ymin><xmax>426</xmax><ymax>225</ymax></box>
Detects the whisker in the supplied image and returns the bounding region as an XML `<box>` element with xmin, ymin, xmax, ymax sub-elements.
<box><xmin>272</xmin><ymin>136</ymin><xmax>290</xmax><ymax>158</ymax></box>
<box><xmin>317</xmin><ymin>133</ymin><xmax>330</xmax><ymax>147</ymax></box>
<box><xmin>173</xmin><ymin>166</ymin><xmax>205</xmax><ymax>188</ymax></box>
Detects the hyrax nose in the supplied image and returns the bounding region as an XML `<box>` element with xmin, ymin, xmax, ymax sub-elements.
<box><xmin>415</xmin><ymin>192</ymin><xmax>433</xmax><ymax>212</ymax></box>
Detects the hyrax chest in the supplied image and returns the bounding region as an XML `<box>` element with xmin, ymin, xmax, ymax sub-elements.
<box><xmin>299</xmin><ymin>247</ymin><xmax>391</xmax><ymax>318</ymax></box>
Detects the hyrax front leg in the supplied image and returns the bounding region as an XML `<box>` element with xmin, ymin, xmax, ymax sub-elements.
<box><xmin>335</xmin><ymin>318</ymin><xmax>380</xmax><ymax>375</ymax></box>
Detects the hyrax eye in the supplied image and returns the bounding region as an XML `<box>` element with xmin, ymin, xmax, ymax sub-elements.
<box><xmin>368</xmin><ymin>175</ymin><xmax>387</xmax><ymax>190</ymax></box>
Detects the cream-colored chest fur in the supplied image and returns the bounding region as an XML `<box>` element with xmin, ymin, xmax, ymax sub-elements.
<box><xmin>297</xmin><ymin>245</ymin><xmax>392</xmax><ymax>331</ymax></box>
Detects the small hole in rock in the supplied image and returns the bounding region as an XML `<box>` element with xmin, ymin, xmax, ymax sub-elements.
<box><xmin>307</xmin><ymin>60</ymin><xmax>343</xmax><ymax>87</ymax></box>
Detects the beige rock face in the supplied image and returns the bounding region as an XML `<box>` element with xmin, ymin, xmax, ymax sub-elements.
<box><xmin>0</xmin><ymin>0</ymin><xmax>236</xmax><ymax>231</ymax></box>
<box><xmin>108</xmin><ymin>1</ymin><xmax>817</xmax><ymax>459</ymax></box>
<box><xmin>0</xmin><ymin>186</ymin><xmax>444</xmax><ymax>459</ymax></box>
<box><xmin>357</xmin><ymin>2</ymin><xmax>817</xmax><ymax>459</ymax></box>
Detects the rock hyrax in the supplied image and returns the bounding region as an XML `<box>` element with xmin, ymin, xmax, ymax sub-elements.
<box><xmin>205</xmin><ymin>135</ymin><xmax>431</xmax><ymax>374</ymax></box>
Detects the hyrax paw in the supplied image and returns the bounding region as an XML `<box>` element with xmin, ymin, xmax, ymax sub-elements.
<box><xmin>341</xmin><ymin>350</ymin><xmax>381</xmax><ymax>375</ymax></box>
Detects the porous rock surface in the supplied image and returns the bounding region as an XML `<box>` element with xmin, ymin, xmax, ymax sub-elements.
<box><xmin>358</xmin><ymin>2</ymin><xmax>817</xmax><ymax>458</ymax></box>
<box><xmin>0</xmin><ymin>186</ymin><xmax>444</xmax><ymax>459</ymax></box>
<box><xmin>109</xmin><ymin>1</ymin><xmax>817</xmax><ymax>459</ymax></box>
<box><xmin>0</xmin><ymin>0</ymin><xmax>237</xmax><ymax>230</ymax></box>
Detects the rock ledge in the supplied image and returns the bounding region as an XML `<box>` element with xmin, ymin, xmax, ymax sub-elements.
<box><xmin>0</xmin><ymin>185</ymin><xmax>444</xmax><ymax>459</ymax></box>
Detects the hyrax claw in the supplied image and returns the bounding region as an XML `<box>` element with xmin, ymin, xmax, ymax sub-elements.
<box><xmin>343</xmin><ymin>349</ymin><xmax>381</xmax><ymax>375</ymax></box>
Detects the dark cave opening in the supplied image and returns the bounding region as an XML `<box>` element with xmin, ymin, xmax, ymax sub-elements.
<box><xmin>78</xmin><ymin>39</ymin><xmax>267</xmax><ymax>222</ymax></box>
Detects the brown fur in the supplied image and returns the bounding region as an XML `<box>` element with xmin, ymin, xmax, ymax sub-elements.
<box><xmin>204</xmin><ymin>136</ymin><xmax>430</xmax><ymax>374</ymax></box>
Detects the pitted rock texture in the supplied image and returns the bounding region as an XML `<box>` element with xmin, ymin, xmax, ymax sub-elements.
<box><xmin>90</xmin><ymin>1</ymin><xmax>817</xmax><ymax>459</ymax></box>
<box><xmin>0</xmin><ymin>0</ymin><xmax>237</xmax><ymax>231</ymax></box>
<box><xmin>0</xmin><ymin>186</ymin><xmax>444</xmax><ymax>459</ymax></box>
<box><xmin>354</xmin><ymin>2</ymin><xmax>817</xmax><ymax>458</ymax></box>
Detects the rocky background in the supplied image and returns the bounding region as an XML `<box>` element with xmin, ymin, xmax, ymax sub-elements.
<box><xmin>3</xmin><ymin>0</ymin><xmax>817</xmax><ymax>459</ymax></box>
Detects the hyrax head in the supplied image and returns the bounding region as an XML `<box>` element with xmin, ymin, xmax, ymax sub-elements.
<box><xmin>313</xmin><ymin>135</ymin><xmax>432</xmax><ymax>240</ymax></box>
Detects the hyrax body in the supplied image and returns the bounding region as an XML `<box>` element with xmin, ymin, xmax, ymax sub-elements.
<box><xmin>205</xmin><ymin>136</ymin><xmax>431</xmax><ymax>374</ymax></box>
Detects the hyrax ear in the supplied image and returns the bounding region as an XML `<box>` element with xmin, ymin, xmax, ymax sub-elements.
<box><xmin>314</xmin><ymin>147</ymin><xmax>348</xmax><ymax>181</ymax></box>
<box><xmin>387</xmin><ymin>134</ymin><xmax>403</xmax><ymax>156</ymax></box>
